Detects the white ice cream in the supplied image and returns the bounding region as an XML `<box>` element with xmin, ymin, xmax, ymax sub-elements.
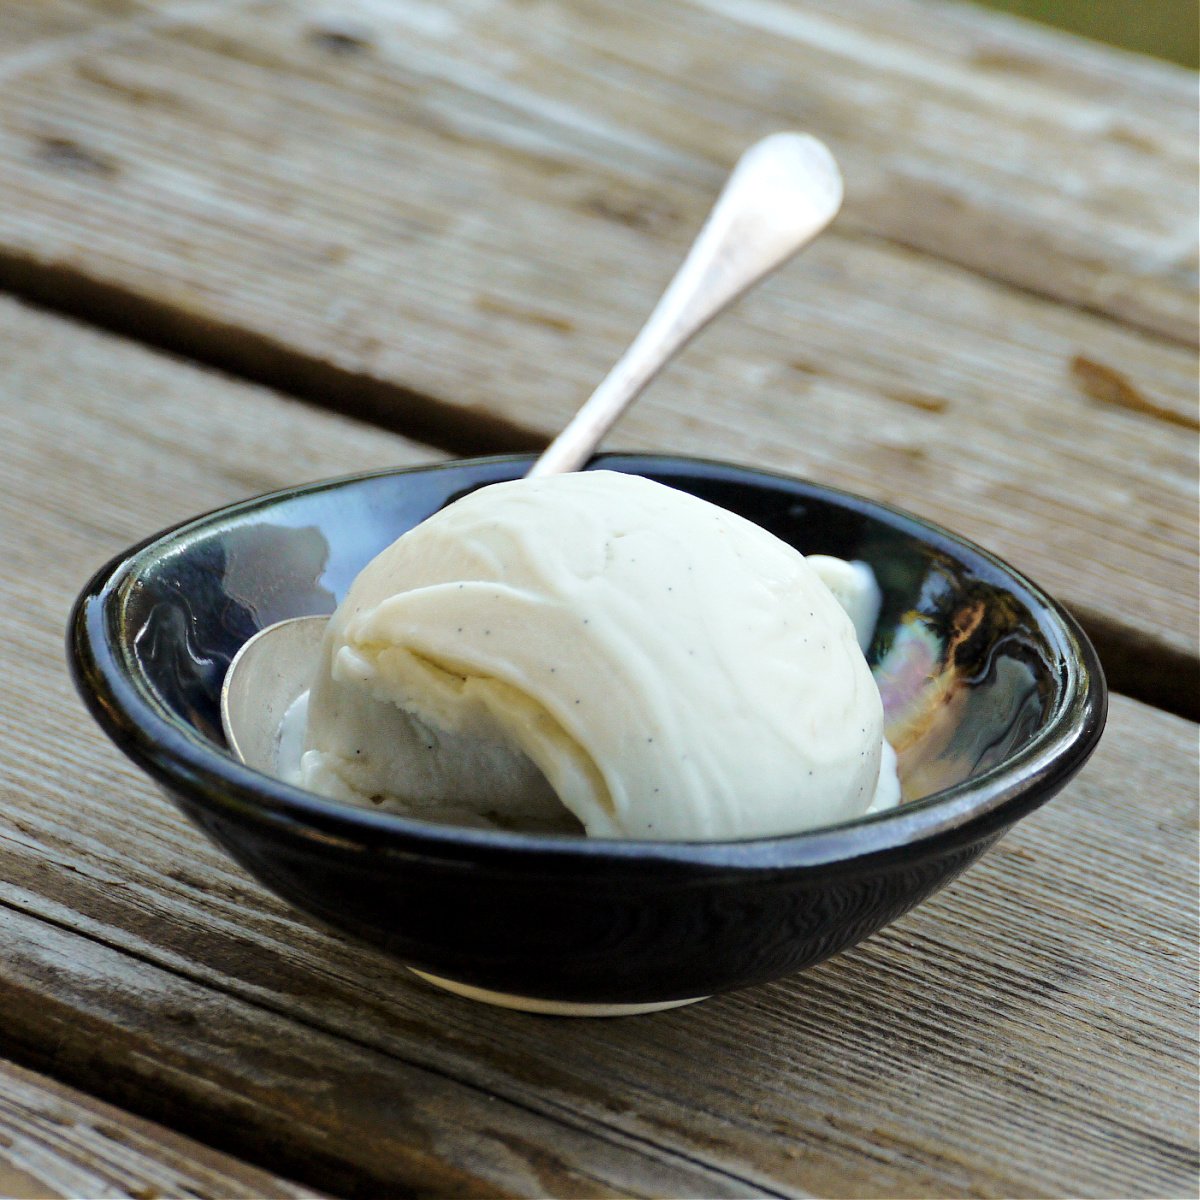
<box><xmin>806</xmin><ymin>555</ymin><xmax>881</xmax><ymax>654</ymax></box>
<box><xmin>298</xmin><ymin>470</ymin><xmax>897</xmax><ymax>840</ymax></box>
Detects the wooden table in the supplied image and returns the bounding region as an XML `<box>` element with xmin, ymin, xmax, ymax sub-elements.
<box><xmin>0</xmin><ymin>2</ymin><xmax>1195</xmax><ymax>1196</ymax></box>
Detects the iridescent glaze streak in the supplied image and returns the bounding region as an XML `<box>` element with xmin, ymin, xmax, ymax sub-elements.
<box><xmin>875</xmin><ymin>561</ymin><xmax>1056</xmax><ymax>801</ymax></box>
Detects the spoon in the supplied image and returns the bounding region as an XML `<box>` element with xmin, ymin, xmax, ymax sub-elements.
<box><xmin>222</xmin><ymin>131</ymin><xmax>844</xmax><ymax>769</ymax></box>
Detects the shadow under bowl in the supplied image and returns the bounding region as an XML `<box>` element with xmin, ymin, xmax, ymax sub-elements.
<box><xmin>69</xmin><ymin>455</ymin><xmax>1106</xmax><ymax>1010</ymax></box>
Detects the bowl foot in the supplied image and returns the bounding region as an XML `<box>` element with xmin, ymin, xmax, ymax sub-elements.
<box><xmin>409</xmin><ymin>969</ymin><xmax>707</xmax><ymax>1016</ymax></box>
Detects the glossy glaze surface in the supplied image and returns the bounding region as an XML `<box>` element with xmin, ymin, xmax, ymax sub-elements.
<box><xmin>70</xmin><ymin>456</ymin><xmax>1106</xmax><ymax>1004</ymax></box>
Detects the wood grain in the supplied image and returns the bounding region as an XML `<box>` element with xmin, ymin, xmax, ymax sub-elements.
<box><xmin>1</xmin><ymin>296</ymin><xmax>1196</xmax><ymax>1198</ymax></box>
<box><xmin>0</xmin><ymin>0</ymin><xmax>1194</xmax><ymax>708</ymax></box>
<box><xmin>0</xmin><ymin>1057</ymin><xmax>320</xmax><ymax>1200</ymax></box>
<box><xmin>5</xmin><ymin>0</ymin><xmax>1191</xmax><ymax>337</ymax></box>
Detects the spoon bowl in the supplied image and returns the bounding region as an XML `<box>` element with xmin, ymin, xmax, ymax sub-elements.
<box><xmin>70</xmin><ymin>455</ymin><xmax>1106</xmax><ymax>1014</ymax></box>
<box><xmin>222</xmin><ymin>615</ymin><xmax>326</xmax><ymax>772</ymax></box>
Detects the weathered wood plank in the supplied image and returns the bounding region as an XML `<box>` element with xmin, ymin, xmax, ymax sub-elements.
<box><xmin>670</xmin><ymin>0</ymin><xmax>1198</xmax><ymax>342</ymax></box>
<box><xmin>1</xmin><ymin>297</ymin><xmax>1196</xmax><ymax>1198</ymax></box>
<box><xmin>2</xmin><ymin>908</ymin><xmax>760</xmax><ymax>1200</ymax></box>
<box><xmin>0</xmin><ymin>0</ymin><xmax>1193</xmax><ymax>709</ymax></box>
<box><xmin>2</xmin><ymin>0</ymin><xmax>1192</xmax><ymax>339</ymax></box>
<box><xmin>0</xmin><ymin>1057</ymin><xmax>321</xmax><ymax>1200</ymax></box>
<box><xmin>0</xmin><ymin>1</ymin><xmax>107</xmax><ymax>62</ymax></box>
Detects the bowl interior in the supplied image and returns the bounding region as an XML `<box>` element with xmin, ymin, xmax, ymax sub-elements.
<box><xmin>109</xmin><ymin>455</ymin><xmax>1067</xmax><ymax>815</ymax></box>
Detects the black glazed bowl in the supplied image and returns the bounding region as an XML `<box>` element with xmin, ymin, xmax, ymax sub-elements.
<box><xmin>70</xmin><ymin>455</ymin><xmax>1106</xmax><ymax>1013</ymax></box>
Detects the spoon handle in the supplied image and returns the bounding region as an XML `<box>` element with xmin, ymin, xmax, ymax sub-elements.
<box><xmin>528</xmin><ymin>132</ymin><xmax>843</xmax><ymax>478</ymax></box>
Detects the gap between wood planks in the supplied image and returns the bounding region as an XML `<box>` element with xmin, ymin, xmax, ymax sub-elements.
<box><xmin>0</xmin><ymin>1056</ymin><xmax>320</xmax><ymax>1200</ymax></box>
<box><xmin>0</xmin><ymin>250</ymin><xmax>1194</xmax><ymax>723</ymax></box>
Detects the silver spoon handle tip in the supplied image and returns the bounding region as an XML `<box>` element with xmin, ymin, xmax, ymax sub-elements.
<box><xmin>528</xmin><ymin>132</ymin><xmax>843</xmax><ymax>478</ymax></box>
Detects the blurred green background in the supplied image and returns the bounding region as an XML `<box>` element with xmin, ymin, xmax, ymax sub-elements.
<box><xmin>973</xmin><ymin>0</ymin><xmax>1198</xmax><ymax>67</ymax></box>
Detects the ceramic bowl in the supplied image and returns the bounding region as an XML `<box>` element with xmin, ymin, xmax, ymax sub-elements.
<box><xmin>69</xmin><ymin>455</ymin><xmax>1105</xmax><ymax>1014</ymax></box>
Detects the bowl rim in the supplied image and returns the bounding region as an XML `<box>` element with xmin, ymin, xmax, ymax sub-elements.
<box><xmin>69</xmin><ymin>453</ymin><xmax>1107</xmax><ymax>873</ymax></box>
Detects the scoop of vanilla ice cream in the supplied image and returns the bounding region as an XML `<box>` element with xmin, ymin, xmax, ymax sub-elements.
<box><xmin>300</xmin><ymin>470</ymin><xmax>889</xmax><ymax>840</ymax></box>
<box><xmin>806</xmin><ymin>555</ymin><xmax>882</xmax><ymax>652</ymax></box>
